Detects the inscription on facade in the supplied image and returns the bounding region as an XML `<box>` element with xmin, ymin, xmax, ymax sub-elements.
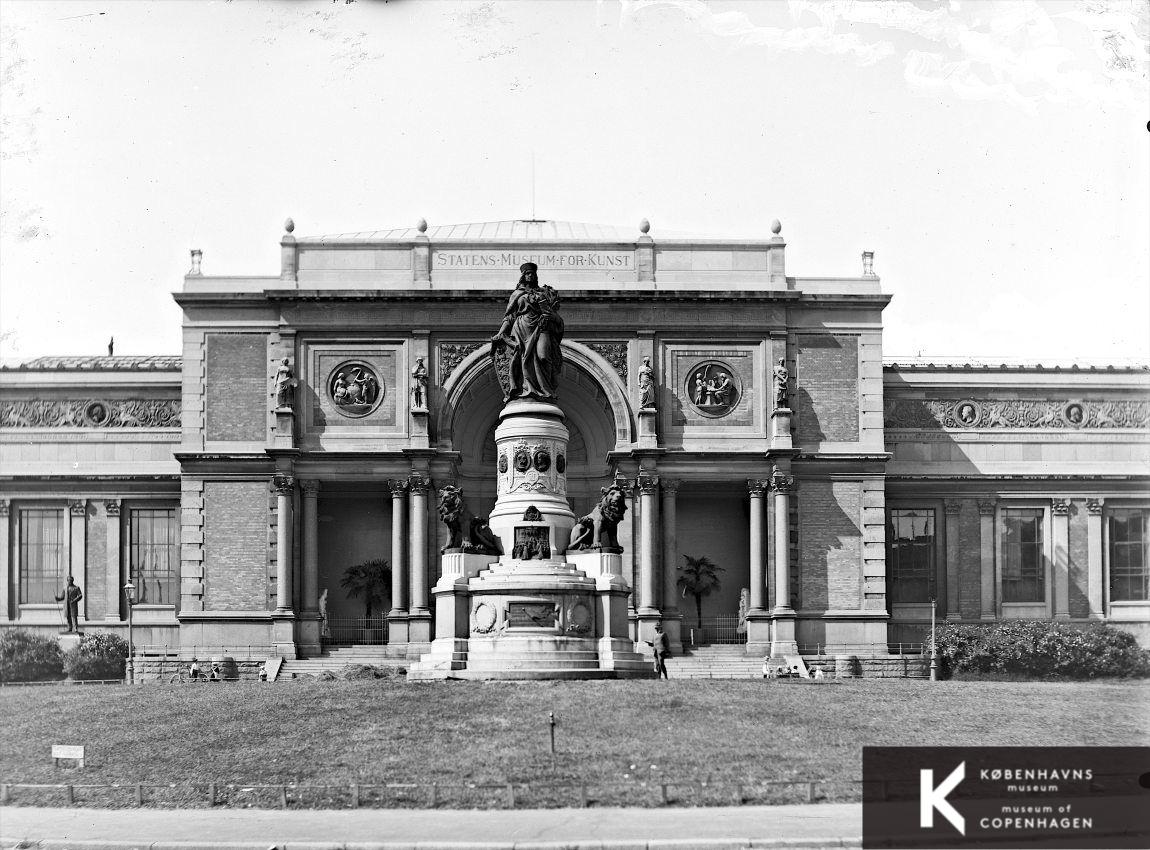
<box><xmin>434</xmin><ymin>251</ymin><xmax>634</xmax><ymax>270</ymax></box>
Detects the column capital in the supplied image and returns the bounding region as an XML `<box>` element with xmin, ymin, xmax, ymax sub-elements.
<box><xmin>408</xmin><ymin>473</ymin><xmax>430</xmax><ymax>495</ymax></box>
<box><xmin>944</xmin><ymin>499</ymin><xmax>962</xmax><ymax>516</ymax></box>
<box><xmin>612</xmin><ymin>473</ymin><xmax>633</xmax><ymax>497</ymax></box>
<box><xmin>1051</xmin><ymin>499</ymin><xmax>1070</xmax><ymax>516</ymax></box>
<box><xmin>104</xmin><ymin>499</ymin><xmax>122</xmax><ymax>517</ymax></box>
<box><xmin>301</xmin><ymin>479</ymin><xmax>321</xmax><ymax>498</ymax></box>
<box><xmin>388</xmin><ymin>478</ymin><xmax>409</xmax><ymax>498</ymax></box>
<box><xmin>1086</xmin><ymin>498</ymin><xmax>1105</xmax><ymax>516</ymax></box>
<box><xmin>977</xmin><ymin>499</ymin><xmax>996</xmax><ymax>516</ymax></box>
<box><xmin>272</xmin><ymin>474</ymin><xmax>295</xmax><ymax>495</ymax></box>
<box><xmin>661</xmin><ymin>478</ymin><xmax>681</xmax><ymax>496</ymax></box>
<box><xmin>747</xmin><ymin>479</ymin><xmax>767</xmax><ymax>497</ymax></box>
<box><xmin>0</xmin><ymin>499</ymin><xmax>8</xmax><ymax>517</ymax></box>
<box><xmin>636</xmin><ymin>472</ymin><xmax>660</xmax><ymax>494</ymax></box>
<box><xmin>69</xmin><ymin>499</ymin><xmax>87</xmax><ymax>517</ymax></box>
<box><xmin>768</xmin><ymin>466</ymin><xmax>794</xmax><ymax>493</ymax></box>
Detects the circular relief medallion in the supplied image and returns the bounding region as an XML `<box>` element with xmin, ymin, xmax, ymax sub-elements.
<box><xmin>498</xmin><ymin>454</ymin><xmax>509</xmax><ymax>474</ymax></box>
<box><xmin>514</xmin><ymin>449</ymin><xmax>531</xmax><ymax>473</ymax></box>
<box><xmin>532</xmin><ymin>448</ymin><xmax>551</xmax><ymax>473</ymax></box>
<box><xmin>556</xmin><ymin>454</ymin><xmax>566</xmax><ymax>474</ymax></box>
<box><xmin>328</xmin><ymin>362</ymin><xmax>384</xmax><ymax>418</ymax></box>
<box><xmin>83</xmin><ymin>400</ymin><xmax>111</xmax><ymax>427</ymax></box>
<box><xmin>472</xmin><ymin>602</ymin><xmax>497</xmax><ymax>634</ymax></box>
<box><xmin>567</xmin><ymin>601</ymin><xmax>592</xmax><ymax>635</ymax></box>
<box><xmin>685</xmin><ymin>361</ymin><xmax>741</xmax><ymax>418</ymax></box>
<box><xmin>1062</xmin><ymin>402</ymin><xmax>1084</xmax><ymax>428</ymax></box>
<box><xmin>953</xmin><ymin>400</ymin><xmax>981</xmax><ymax>428</ymax></box>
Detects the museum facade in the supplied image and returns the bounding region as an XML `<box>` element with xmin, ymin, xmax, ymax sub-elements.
<box><xmin>1</xmin><ymin>218</ymin><xmax>1147</xmax><ymax>666</ymax></box>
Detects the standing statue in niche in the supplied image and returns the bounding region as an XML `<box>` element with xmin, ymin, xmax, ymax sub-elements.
<box><xmin>273</xmin><ymin>358</ymin><xmax>296</xmax><ymax>410</ymax></box>
<box><xmin>318</xmin><ymin>588</ymin><xmax>331</xmax><ymax>639</ymax></box>
<box><xmin>637</xmin><ymin>356</ymin><xmax>656</xmax><ymax>409</ymax></box>
<box><xmin>773</xmin><ymin>358</ymin><xmax>789</xmax><ymax>409</ymax></box>
<box><xmin>490</xmin><ymin>262</ymin><xmax>565</xmax><ymax>403</ymax></box>
<box><xmin>411</xmin><ymin>357</ymin><xmax>428</xmax><ymax>409</ymax></box>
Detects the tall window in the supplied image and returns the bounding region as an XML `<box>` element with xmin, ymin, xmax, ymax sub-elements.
<box><xmin>887</xmin><ymin>509</ymin><xmax>935</xmax><ymax>603</ymax></box>
<box><xmin>129</xmin><ymin>507</ymin><xmax>180</xmax><ymax>605</ymax></box>
<box><xmin>1002</xmin><ymin>508</ymin><xmax>1044</xmax><ymax>603</ymax></box>
<box><xmin>1110</xmin><ymin>509</ymin><xmax>1149</xmax><ymax>602</ymax></box>
<box><xmin>19</xmin><ymin>508</ymin><xmax>66</xmax><ymax>604</ymax></box>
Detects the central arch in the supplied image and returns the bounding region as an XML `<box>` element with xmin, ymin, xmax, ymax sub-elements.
<box><xmin>437</xmin><ymin>341</ymin><xmax>635</xmax><ymax>520</ymax></box>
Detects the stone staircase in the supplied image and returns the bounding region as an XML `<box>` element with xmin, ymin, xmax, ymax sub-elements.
<box><xmin>277</xmin><ymin>645</ymin><xmax>412</xmax><ymax>679</ymax></box>
<box><xmin>664</xmin><ymin>645</ymin><xmax>929</xmax><ymax>679</ymax></box>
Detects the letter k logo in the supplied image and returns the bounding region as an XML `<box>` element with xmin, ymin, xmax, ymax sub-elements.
<box><xmin>920</xmin><ymin>761</ymin><xmax>965</xmax><ymax>834</ymax></box>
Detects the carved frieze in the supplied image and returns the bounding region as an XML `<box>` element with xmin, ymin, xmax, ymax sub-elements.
<box><xmin>438</xmin><ymin>342</ymin><xmax>485</xmax><ymax>384</ymax></box>
<box><xmin>0</xmin><ymin>399</ymin><xmax>181</xmax><ymax>428</ymax></box>
<box><xmin>884</xmin><ymin>398</ymin><xmax>1150</xmax><ymax>430</ymax></box>
<box><xmin>585</xmin><ymin>343</ymin><xmax>628</xmax><ymax>382</ymax></box>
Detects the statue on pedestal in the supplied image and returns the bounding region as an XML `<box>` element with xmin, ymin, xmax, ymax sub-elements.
<box><xmin>437</xmin><ymin>485</ymin><xmax>502</xmax><ymax>556</ymax></box>
<box><xmin>773</xmin><ymin>357</ymin><xmax>789</xmax><ymax>409</ymax></box>
<box><xmin>567</xmin><ymin>485</ymin><xmax>628</xmax><ymax>552</ymax></box>
<box><xmin>638</xmin><ymin>356</ymin><xmax>656</xmax><ymax>409</ymax></box>
<box><xmin>490</xmin><ymin>263</ymin><xmax>565</xmax><ymax>403</ymax></box>
<box><xmin>411</xmin><ymin>357</ymin><xmax>428</xmax><ymax>409</ymax></box>
<box><xmin>55</xmin><ymin>576</ymin><xmax>83</xmax><ymax>634</ymax></box>
<box><xmin>273</xmin><ymin>358</ymin><xmax>296</xmax><ymax>410</ymax></box>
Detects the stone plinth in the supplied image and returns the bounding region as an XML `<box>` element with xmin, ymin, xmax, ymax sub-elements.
<box><xmin>770</xmin><ymin>407</ymin><xmax>792</xmax><ymax>450</ymax></box>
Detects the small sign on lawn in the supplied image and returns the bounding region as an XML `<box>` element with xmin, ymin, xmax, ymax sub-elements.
<box><xmin>51</xmin><ymin>744</ymin><xmax>85</xmax><ymax>768</ymax></box>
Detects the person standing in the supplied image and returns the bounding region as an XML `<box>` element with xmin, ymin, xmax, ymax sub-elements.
<box><xmin>649</xmin><ymin>622</ymin><xmax>670</xmax><ymax>680</ymax></box>
<box><xmin>54</xmin><ymin>576</ymin><xmax>83</xmax><ymax>634</ymax></box>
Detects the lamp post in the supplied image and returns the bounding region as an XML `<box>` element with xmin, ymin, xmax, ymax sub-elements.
<box><xmin>124</xmin><ymin>579</ymin><xmax>136</xmax><ymax>685</ymax></box>
<box><xmin>929</xmin><ymin>596</ymin><xmax>939</xmax><ymax>682</ymax></box>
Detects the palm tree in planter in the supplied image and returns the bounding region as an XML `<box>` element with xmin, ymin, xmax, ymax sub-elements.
<box><xmin>676</xmin><ymin>555</ymin><xmax>724</xmax><ymax>645</ymax></box>
<box><xmin>340</xmin><ymin>559</ymin><xmax>391</xmax><ymax>643</ymax></box>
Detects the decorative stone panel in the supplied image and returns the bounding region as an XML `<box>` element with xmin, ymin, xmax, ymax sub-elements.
<box><xmin>584</xmin><ymin>343</ymin><xmax>628</xmax><ymax>382</ymax></box>
<box><xmin>0</xmin><ymin>399</ymin><xmax>180</xmax><ymax>428</ymax></box>
<box><xmin>438</xmin><ymin>342</ymin><xmax>485</xmax><ymax>384</ymax></box>
<box><xmin>884</xmin><ymin>398</ymin><xmax>1150</xmax><ymax>429</ymax></box>
<box><xmin>667</xmin><ymin>346</ymin><xmax>756</xmax><ymax>427</ymax></box>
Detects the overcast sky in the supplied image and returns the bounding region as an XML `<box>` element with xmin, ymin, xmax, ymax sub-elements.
<box><xmin>1</xmin><ymin>0</ymin><xmax>1146</xmax><ymax>363</ymax></box>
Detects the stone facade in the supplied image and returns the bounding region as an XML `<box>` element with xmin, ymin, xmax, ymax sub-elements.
<box><xmin>1</xmin><ymin>219</ymin><xmax>1147</xmax><ymax>663</ymax></box>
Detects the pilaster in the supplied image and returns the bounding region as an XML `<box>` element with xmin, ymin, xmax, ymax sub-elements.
<box><xmin>944</xmin><ymin>499</ymin><xmax>962</xmax><ymax>620</ymax></box>
<box><xmin>104</xmin><ymin>500</ymin><xmax>122</xmax><ymax>621</ymax></box>
<box><xmin>977</xmin><ymin>500</ymin><xmax>996</xmax><ymax>620</ymax></box>
<box><xmin>69</xmin><ymin>500</ymin><xmax>87</xmax><ymax>622</ymax></box>
<box><xmin>1052</xmin><ymin>499</ymin><xmax>1071</xmax><ymax>620</ymax></box>
<box><xmin>0</xmin><ymin>501</ymin><xmax>9</xmax><ymax>621</ymax></box>
<box><xmin>1086</xmin><ymin>499</ymin><xmax>1105</xmax><ymax>618</ymax></box>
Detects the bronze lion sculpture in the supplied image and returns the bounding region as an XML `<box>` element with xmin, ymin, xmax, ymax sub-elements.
<box><xmin>567</xmin><ymin>485</ymin><xmax>628</xmax><ymax>553</ymax></box>
<box><xmin>438</xmin><ymin>485</ymin><xmax>502</xmax><ymax>556</ymax></box>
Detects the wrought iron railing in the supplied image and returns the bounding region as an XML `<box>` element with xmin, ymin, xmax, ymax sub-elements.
<box><xmin>322</xmin><ymin>617</ymin><xmax>389</xmax><ymax>646</ymax></box>
<box><xmin>683</xmin><ymin>615</ymin><xmax>747</xmax><ymax>646</ymax></box>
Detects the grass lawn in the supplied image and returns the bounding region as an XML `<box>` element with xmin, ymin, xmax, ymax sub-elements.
<box><xmin>1</xmin><ymin>678</ymin><xmax>1146</xmax><ymax>808</ymax></box>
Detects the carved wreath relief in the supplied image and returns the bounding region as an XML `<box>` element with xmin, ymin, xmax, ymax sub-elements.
<box><xmin>499</xmin><ymin>439</ymin><xmax>567</xmax><ymax>496</ymax></box>
<box><xmin>328</xmin><ymin>362</ymin><xmax>383</xmax><ymax>418</ymax></box>
<box><xmin>685</xmin><ymin>360</ymin><xmax>741</xmax><ymax>417</ymax></box>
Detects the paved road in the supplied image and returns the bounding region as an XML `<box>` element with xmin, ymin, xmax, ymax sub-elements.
<box><xmin>0</xmin><ymin>803</ymin><xmax>862</xmax><ymax>849</ymax></box>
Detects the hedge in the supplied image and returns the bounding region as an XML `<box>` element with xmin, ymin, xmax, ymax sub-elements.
<box><xmin>0</xmin><ymin>630</ymin><xmax>65</xmax><ymax>682</ymax></box>
<box><xmin>63</xmin><ymin>632</ymin><xmax>128</xmax><ymax>680</ymax></box>
<box><xmin>932</xmin><ymin>620</ymin><xmax>1150</xmax><ymax>679</ymax></box>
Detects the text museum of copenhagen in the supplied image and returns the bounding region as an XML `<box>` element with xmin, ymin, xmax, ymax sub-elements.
<box><xmin>1</xmin><ymin>218</ymin><xmax>1147</xmax><ymax>678</ymax></box>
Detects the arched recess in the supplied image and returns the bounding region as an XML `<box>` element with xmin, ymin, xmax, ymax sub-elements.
<box><xmin>437</xmin><ymin>341</ymin><xmax>634</xmax><ymax>519</ymax></box>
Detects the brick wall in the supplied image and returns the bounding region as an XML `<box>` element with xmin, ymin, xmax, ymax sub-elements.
<box><xmin>795</xmin><ymin>334</ymin><xmax>859</xmax><ymax>443</ymax></box>
<box><xmin>205</xmin><ymin>334</ymin><xmax>266</xmax><ymax>442</ymax></box>
<box><xmin>85</xmin><ymin>504</ymin><xmax>107</xmax><ymax>620</ymax></box>
<box><xmin>203</xmin><ymin>481</ymin><xmax>268</xmax><ymax>610</ymax></box>
<box><xmin>1068</xmin><ymin>501</ymin><xmax>1089</xmax><ymax>618</ymax></box>
<box><xmin>799</xmin><ymin>480</ymin><xmax>862</xmax><ymax>610</ymax></box>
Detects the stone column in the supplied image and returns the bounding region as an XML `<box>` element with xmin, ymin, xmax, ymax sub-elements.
<box><xmin>0</xmin><ymin>501</ymin><xmax>9</xmax><ymax>621</ymax></box>
<box><xmin>104</xmin><ymin>500</ymin><xmax>122</xmax><ymax>621</ymax></box>
<box><xmin>69</xmin><ymin>500</ymin><xmax>87</xmax><ymax>622</ymax></box>
<box><xmin>1086</xmin><ymin>499</ymin><xmax>1104</xmax><ymax>618</ymax></box>
<box><xmin>407</xmin><ymin>474</ymin><xmax>432</xmax><ymax>647</ymax></box>
<box><xmin>301</xmin><ymin>481</ymin><xmax>320</xmax><ymax>612</ymax></box>
<box><xmin>977</xmin><ymin>500</ymin><xmax>996</xmax><ymax>620</ymax></box>
<box><xmin>944</xmin><ymin>500</ymin><xmax>962</xmax><ymax>620</ymax></box>
<box><xmin>747</xmin><ymin>480</ymin><xmax>766</xmax><ymax>612</ymax></box>
<box><xmin>273</xmin><ymin>476</ymin><xmax>294</xmax><ymax>613</ymax></box>
<box><xmin>628</xmin><ymin>480</ymin><xmax>641</xmax><ymax>614</ymax></box>
<box><xmin>768</xmin><ymin>468</ymin><xmax>797</xmax><ymax>656</ymax></box>
<box><xmin>637</xmin><ymin>472</ymin><xmax>660</xmax><ymax>619</ymax></box>
<box><xmin>388</xmin><ymin>479</ymin><xmax>408</xmax><ymax>616</ymax></box>
<box><xmin>1052</xmin><ymin>499</ymin><xmax>1071</xmax><ymax>620</ymax></box>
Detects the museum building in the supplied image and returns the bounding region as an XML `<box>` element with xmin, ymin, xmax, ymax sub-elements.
<box><xmin>1</xmin><ymin>218</ymin><xmax>1147</xmax><ymax>671</ymax></box>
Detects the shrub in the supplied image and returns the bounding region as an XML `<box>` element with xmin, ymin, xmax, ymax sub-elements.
<box><xmin>933</xmin><ymin>620</ymin><xmax>1150</xmax><ymax>679</ymax></box>
<box><xmin>0</xmin><ymin>630</ymin><xmax>65</xmax><ymax>682</ymax></box>
<box><xmin>63</xmin><ymin>632</ymin><xmax>128</xmax><ymax>680</ymax></box>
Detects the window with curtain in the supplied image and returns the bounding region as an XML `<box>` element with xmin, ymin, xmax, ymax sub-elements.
<box><xmin>887</xmin><ymin>509</ymin><xmax>935</xmax><ymax>603</ymax></box>
<box><xmin>1002</xmin><ymin>508</ymin><xmax>1044</xmax><ymax>603</ymax></box>
<box><xmin>1109</xmin><ymin>509</ymin><xmax>1149</xmax><ymax>602</ymax></box>
<box><xmin>19</xmin><ymin>508</ymin><xmax>67</xmax><ymax>604</ymax></box>
<box><xmin>129</xmin><ymin>507</ymin><xmax>180</xmax><ymax>606</ymax></box>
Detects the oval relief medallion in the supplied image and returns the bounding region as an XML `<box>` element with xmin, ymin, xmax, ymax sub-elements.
<box><xmin>328</xmin><ymin>362</ymin><xmax>384</xmax><ymax>418</ymax></box>
<box><xmin>685</xmin><ymin>360</ymin><xmax>741</xmax><ymax>418</ymax></box>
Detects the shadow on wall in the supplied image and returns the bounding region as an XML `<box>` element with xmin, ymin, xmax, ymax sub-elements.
<box><xmin>796</xmin><ymin>480</ymin><xmax>862</xmax><ymax>648</ymax></box>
